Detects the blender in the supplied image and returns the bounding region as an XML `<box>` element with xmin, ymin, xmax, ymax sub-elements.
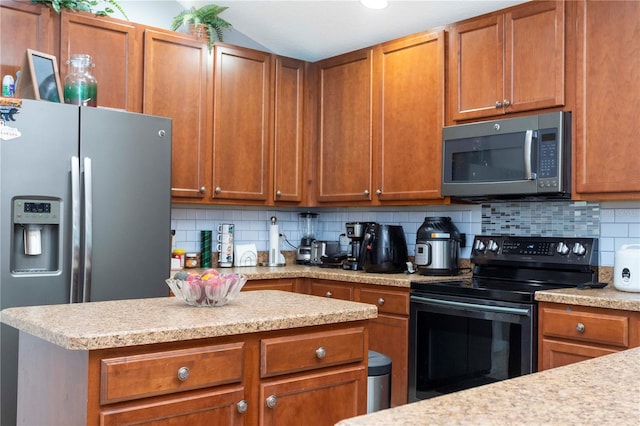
<box><xmin>296</xmin><ymin>212</ymin><xmax>318</xmax><ymax>264</ymax></box>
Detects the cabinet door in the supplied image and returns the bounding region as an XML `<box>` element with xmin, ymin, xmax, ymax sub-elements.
<box><xmin>0</xmin><ymin>1</ymin><xmax>54</xmax><ymax>79</ymax></box>
<box><xmin>316</xmin><ymin>49</ymin><xmax>373</xmax><ymax>203</ymax></box>
<box><xmin>505</xmin><ymin>0</ymin><xmax>565</xmax><ymax>113</ymax></box>
<box><xmin>368</xmin><ymin>313</ymin><xmax>409</xmax><ymax>407</ymax></box>
<box><xmin>574</xmin><ymin>0</ymin><xmax>640</xmax><ymax>198</ymax></box>
<box><xmin>374</xmin><ymin>31</ymin><xmax>444</xmax><ymax>202</ymax></box>
<box><xmin>100</xmin><ymin>386</ymin><xmax>245</xmax><ymax>426</ymax></box>
<box><xmin>143</xmin><ymin>29</ymin><xmax>211</xmax><ymax>201</ymax></box>
<box><xmin>213</xmin><ymin>44</ymin><xmax>271</xmax><ymax>202</ymax></box>
<box><xmin>260</xmin><ymin>366</ymin><xmax>366</xmax><ymax>426</ymax></box>
<box><xmin>60</xmin><ymin>11</ymin><xmax>140</xmax><ymax>112</ymax></box>
<box><xmin>540</xmin><ymin>338</ymin><xmax>618</xmax><ymax>370</ymax></box>
<box><xmin>273</xmin><ymin>56</ymin><xmax>305</xmax><ymax>203</ymax></box>
<box><xmin>448</xmin><ymin>14</ymin><xmax>504</xmax><ymax>121</ymax></box>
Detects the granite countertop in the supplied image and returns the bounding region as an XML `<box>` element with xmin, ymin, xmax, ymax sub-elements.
<box><xmin>0</xmin><ymin>290</ymin><xmax>377</xmax><ymax>351</ymax></box>
<box><xmin>337</xmin><ymin>346</ymin><xmax>640</xmax><ymax>426</ymax></box>
<box><xmin>187</xmin><ymin>262</ymin><xmax>473</xmax><ymax>288</ymax></box>
<box><xmin>535</xmin><ymin>286</ymin><xmax>640</xmax><ymax>312</ymax></box>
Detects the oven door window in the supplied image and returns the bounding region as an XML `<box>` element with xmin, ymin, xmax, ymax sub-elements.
<box><xmin>410</xmin><ymin>295</ymin><xmax>534</xmax><ymax>401</ymax></box>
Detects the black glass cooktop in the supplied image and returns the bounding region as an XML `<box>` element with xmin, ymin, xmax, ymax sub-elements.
<box><xmin>410</xmin><ymin>278</ymin><xmax>572</xmax><ymax>304</ymax></box>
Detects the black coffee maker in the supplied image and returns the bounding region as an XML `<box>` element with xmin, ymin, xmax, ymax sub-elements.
<box><xmin>343</xmin><ymin>222</ymin><xmax>371</xmax><ymax>270</ymax></box>
<box><xmin>358</xmin><ymin>223</ymin><xmax>408</xmax><ymax>273</ymax></box>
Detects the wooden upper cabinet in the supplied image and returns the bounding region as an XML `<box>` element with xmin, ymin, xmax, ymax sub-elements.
<box><xmin>0</xmin><ymin>1</ymin><xmax>55</xmax><ymax>79</ymax></box>
<box><xmin>316</xmin><ymin>49</ymin><xmax>373</xmax><ymax>203</ymax></box>
<box><xmin>212</xmin><ymin>44</ymin><xmax>271</xmax><ymax>203</ymax></box>
<box><xmin>373</xmin><ymin>31</ymin><xmax>445</xmax><ymax>202</ymax></box>
<box><xmin>448</xmin><ymin>0</ymin><xmax>565</xmax><ymax>121</ymax></box>
<box><xmin>143</xmin><ymin>29</ymin><xmax>211</xmax><ymax>201</ymax></box>
<box><xmin>273</xmin><ymin>56</ymin><xmax>305</xmax><ymax>203</ymax></box>
<box><xmin>59</xmin><ymin>11</ymin><xmax>140</xmax><ymax>112</ymax></box>
<box><xmin>574</xmin><ymin>0</ymin><xmax>640</xmax><ymax>199</ymax></box>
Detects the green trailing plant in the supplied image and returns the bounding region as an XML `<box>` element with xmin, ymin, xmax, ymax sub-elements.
<box><xmin>30</xmin><ymin>0</ymin><xmax>128</xmax><ymax>20</ymax></box>
<box><xmin>170</xmin><ymin>4</ymin><xmax>232</xmax><ymax>51</ymax></box>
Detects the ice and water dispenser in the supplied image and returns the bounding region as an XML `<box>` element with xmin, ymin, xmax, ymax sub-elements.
<box><xmin>11</xmin><ymin>198</ymin><xmax>61</xmax><ymax>273</ymax></box>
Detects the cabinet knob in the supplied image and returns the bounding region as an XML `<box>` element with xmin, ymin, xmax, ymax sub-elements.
<box><xmin>325</xmin><ymin>291</ymin><xmax>333</xmax><ymax>298</ymax></box>
<box><xmin>495</xmin><ymin>100</ymin><xmax>503</xmax><ymax>108</ymax></box>
<box><xmin>375</xmin><ymin>189</ymin><xmax>382</xmax><ymax>196</ymax></box>
<box><xmin>177</xmin><ymin>366</ymin><xmax>190</xmax><ymax>381</ymax></box>
<box><xmin>576</xmin><ymin>322</ymin><xmax>585</xmax><ymax>333</ymax></box>
<box><xmin>276</xmin><ymin>190</ymin><xmax>282</xmax><ymax>197</ymax></box>
<box><xmin>377</xmin><ymin>297</ymin><xmax>385</xmax><ymax>306</ymax></box>
<box><xmin>199</xmin><ymin>186</ymin><xmax>206</xmax><ymax>194</ymax></box>
<box><xmin>266</xmin><ymin>395</ymin><xmax>277</xmax><ymax>409</ymax></box>
<box><xmin>237</xmin><ymin>400</ymin><xmax>248</xmax><ymax>414</ymax></box>
<box><xmin>503</xmin><ymin>99</ymin><xmax>511</xmax><ymax>107</ymax></box>
<box><xmin>215</xmin><ymin>187</ymin><xmax>222</xmax><ymax>194</ymax></box>
<box><xmin>316</xmin><ymin>346</ymin><xmax>327</xmax><ymax>360</ymax></box>
<box><xmin>363</xmin><ymin>189</ymin><xmax>370</xmax><ymax>196</ymax></box>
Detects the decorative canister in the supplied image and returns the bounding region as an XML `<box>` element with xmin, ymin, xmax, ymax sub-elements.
<box><xmin>64</xmin><ymin>54</ymin><xmax>98</xmax><ymax>107</ymax></box>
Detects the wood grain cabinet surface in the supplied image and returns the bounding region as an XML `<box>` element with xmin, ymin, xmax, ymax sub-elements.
<box><xmin>573</xmin><ymin>0</ymin><xmax>640</xmax><ymax>200</ymax></box>
<box><xmin>448</xmin><ymin>0</ymin><xmax>565</xmax><ymax>121</ymax></box>
<box><xmin>538</xmin><ymin>302</ymin><xmax>640</xmax><ymax>371</ymax></box>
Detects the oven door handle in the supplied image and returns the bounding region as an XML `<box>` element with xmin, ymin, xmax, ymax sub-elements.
<box><xmin>411</xmin><ymin>295</ymin><xmax>531</xmax><ymax>316</ymax></box>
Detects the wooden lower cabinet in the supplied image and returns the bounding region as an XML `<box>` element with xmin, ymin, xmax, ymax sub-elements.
<box><xmin>304</xmin><ymin>279</ymin><xmax>410</xmax><ymax>406</ymax></box>
<box><xmin>538</xmin><ymin>302</ymin><xmax>640</xmax><ymax>370</ymax></box>
<box><xmin>17</xmin><ymin>322</ymin><xmax>368</xmax><ymax>426</ymax></box>
<box><xmin>260</xmin><ymin>366</ymin><xmax>366</xmax><ymax>426</ymax></box>
<box><xmin>242</xmin><ymin>278</ymin><xmax>299</xmax><ymax>292</ymax></box>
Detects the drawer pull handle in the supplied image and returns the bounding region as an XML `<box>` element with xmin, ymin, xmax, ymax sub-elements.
<box><xmin>378</xmin><ymin>298</ymin><xmax>385</xmax><ymax>306</ymax></box>
<box><xmin>316</xmin><ymin>346</ymin><xmax>327</xmax><ymax>360</ymax></box>
<box><xmin>325</xmin><ymin>291</ymin><xmax>333</xmax><ymax>298</ymax></box>
<box><xmin>576</xmin><ymin>322</ymin><xmax>585</xmax><ymax>333</ymax></box>
<box><xmin>237</xmin><ymin>400</ymin><xmax>248</xmax><ymax>414</ymax></box>
<box><xmin>177</xmin><ymin>366</ymin><xmax>190</xmax><ymax>381</ymax></box>
<box><xmin>266</xmin><ymin>395</ymin><xmax>277</xmax><ymax>409</ymax></box>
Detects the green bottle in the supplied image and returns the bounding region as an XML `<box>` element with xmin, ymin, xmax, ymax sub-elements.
<box><xmin>64</xmin><ymin>54</ymin><xmax>97</xmax><ymax>107</ymax></box>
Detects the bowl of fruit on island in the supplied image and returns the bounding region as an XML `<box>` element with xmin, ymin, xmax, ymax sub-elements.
<box><xmin>166</xmin><ymin>269</ymin><xmax>247</xmax><ymax>307</ymax></box>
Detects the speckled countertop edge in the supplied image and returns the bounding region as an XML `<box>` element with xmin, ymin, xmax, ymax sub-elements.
<box><xmin>0</xmin><ymin>291</ymin><xmax>377</xmax><ymax>351</ymax></box>
<box><xmin>337</xmin><ymin>346</ymin><xmax>640</xmax><ymax>426</ymax></box>
<box><xmin>535</xmin><ymin>286</ymin><xmax>640</xmax><ymax>311</ymax></box>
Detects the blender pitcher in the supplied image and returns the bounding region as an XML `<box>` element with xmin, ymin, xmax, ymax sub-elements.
<box><xmin>296</xmin><ymin>212</ymin><xmax>318</xmax><ymax>264</ymax></box>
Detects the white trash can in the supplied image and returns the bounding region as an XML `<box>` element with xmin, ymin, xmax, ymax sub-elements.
<box><xmin>367</xmin><ymin>350</ymin><xmax>392</xmax><ymax>413</ymax></box>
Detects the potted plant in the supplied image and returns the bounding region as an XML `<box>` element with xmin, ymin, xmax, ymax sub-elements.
<box><xmin>30</xmin><ymin>0</ymin><xmax>128</xmax><ymax>19</ymax></box>
<box><xmin>170</xmin><ymin>4</ymin><xmax>232</xmax><ymax>51</ymax></box>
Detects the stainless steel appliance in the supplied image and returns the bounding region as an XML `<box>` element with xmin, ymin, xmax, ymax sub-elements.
<box><xmin>409</xmin><ymin>235</ymin><xmax>598</xmax><ymax>402</ymax></box>
<box><xmin>296</xmin><ymin>212</ymin><xmax>318</xmax><ymax>264</ymax></box>
<box><xmin>309</xmin><ymin>240</ymin><xmax>340</xmax><ymax>265</ymax></box>
<box><xmin>415</xmin><ymin>217</ymin><xmax>464</xmax><ymax>276</ymax></box>
<box><xmin>442</xmin><ymin>111</ymin><xmax>571</xmax><ymax>200</ymax></box>
<box><xmin>0</xmin><ymin>100</ymin><xmax>172</xmax><ymax>425</ymax></box>
<box><xmin>358</xmin><ymin>223</ymin><xmax>408</xmax><ymax>274</ymax></box>
<box><xmin>343</xmin><ymin>222</ymin><xmax>371</xmax><ymax>270</ymax></box>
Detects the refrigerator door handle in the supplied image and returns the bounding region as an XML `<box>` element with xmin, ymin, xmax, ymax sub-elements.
<box><xmin>82</xmin><ymin>157</ymin><xmax>93</xmax><ymax>303</ymax></box>
<box><xmin>70</xmin><ymin>156</ymin><xmax>81</xmax><ymax>303</ymax></box>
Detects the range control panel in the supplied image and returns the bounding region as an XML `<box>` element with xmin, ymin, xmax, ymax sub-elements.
<box><xmin>471</xmin><ymin>235</ymin><xmax>598</xmax><ymax>268</ymax></box>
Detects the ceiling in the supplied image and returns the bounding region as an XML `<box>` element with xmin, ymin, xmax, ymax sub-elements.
<box><xmin>177</xmin><ymin>0</ymin><xmax>529</xmax><ymax>62</ymax></box>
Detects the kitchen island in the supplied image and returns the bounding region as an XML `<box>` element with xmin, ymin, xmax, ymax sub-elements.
<box><xmin>1</xmin><ymin>290</ymin><xmax>378</xmax><ymax>425</ymax></box>
<box><xmin>337</xmin><ymin>346</ymin><xmax>640</xmax><ymax>425</ymax></box>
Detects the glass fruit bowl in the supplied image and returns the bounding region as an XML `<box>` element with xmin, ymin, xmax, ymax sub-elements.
<box><xmin>166</xmin><ymin>270</ymin><xmax>247</xmax><ymax>307</ymax></box>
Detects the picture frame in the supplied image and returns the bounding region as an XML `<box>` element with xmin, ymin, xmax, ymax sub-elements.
<box><xmin>15</xmin><ymin>49</ymin><xmax>64</xmax><ymax>103</ymax></box>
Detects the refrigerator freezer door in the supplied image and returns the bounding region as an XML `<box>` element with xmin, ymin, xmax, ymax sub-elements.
<box><xmin>78</xmin><ymin>106</ymin><xmax>172</xmax><ymax>301</ymax></box>
<box><xmin>1</xmin><ymin>99</ymin><xmax>79</xmax><ymax>426</ymax></box>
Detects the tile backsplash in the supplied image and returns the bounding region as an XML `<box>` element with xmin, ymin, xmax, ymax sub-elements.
<box><xmin>172</xmin><ymin>201</ymin><xmax>640</xmax><ymax>267</ymax></box>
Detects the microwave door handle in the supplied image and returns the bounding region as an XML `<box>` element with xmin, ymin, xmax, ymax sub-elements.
<box><xmin>524</xmin><ymin>130</ymin><xmax>535</xmax><ymax>180</ymax></box>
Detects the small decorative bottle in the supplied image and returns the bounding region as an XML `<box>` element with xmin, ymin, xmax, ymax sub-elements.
<box><xmin>64</xmin><ymin>54</ymin><xmax>97</xmax><ymax>107</ymax></box>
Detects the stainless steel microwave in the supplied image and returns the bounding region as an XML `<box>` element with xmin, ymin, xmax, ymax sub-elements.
<box><xmin>441</xmin><ymin>112</ymin><xmax>571</xmax><ymax>200</ymax></box>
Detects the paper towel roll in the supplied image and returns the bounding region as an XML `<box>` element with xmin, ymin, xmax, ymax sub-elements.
<box><xmin>269</xmin><ymin>222</ymin><xmax>280</xmax><ymax>264</ymax></box>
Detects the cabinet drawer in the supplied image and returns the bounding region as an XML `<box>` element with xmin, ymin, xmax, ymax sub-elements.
<box><xmin>541</xmin><ymin>307</ymin><xmax>630</xmax><ymax>348</ymax></box>
<box><xmin>100</xmin><ymin>343</ymin><xmax>244</xmax><ymax>404</ymax></box>
<box><xmin>309</xmin><ymin>281</ymin><xmax>353</xmax><ymax>300</ymax></box>
<box><xmin>358</xmin><ymin>288</ymin><xmax>409</xmax><ymax>315</ymax></box>
<box><xmin>260</xmin><ymin>327</ymin><xmax>366</xmax><ymax>378</ymax></box>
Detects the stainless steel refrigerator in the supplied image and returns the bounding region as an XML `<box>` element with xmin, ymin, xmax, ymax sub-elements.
<box><xmin>0</xmin><ymin>99</ymin><xmax>172</xmax><ymax>425</ymax></box>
